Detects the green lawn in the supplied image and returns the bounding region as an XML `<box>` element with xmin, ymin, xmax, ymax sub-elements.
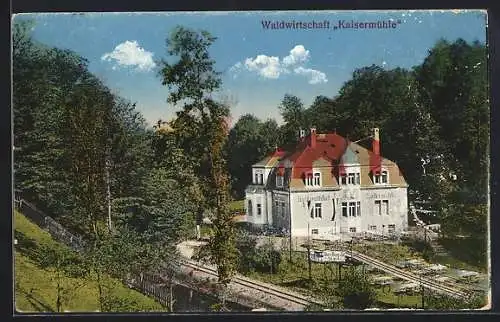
<box><xmin>14</xmin><ymin>211</ymin><xmax>165</xmax><ymax>313</ymax></box>
<box><xmin>244</xmin><ymin>251</ymin><xmax>423</xmax><ymax>308</ymax></box>
<box><xmin>229</xmin><ymin>199</ymin><xmax>245</xmax><ymax>212</ymax></box>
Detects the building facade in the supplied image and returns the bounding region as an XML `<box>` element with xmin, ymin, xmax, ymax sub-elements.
<box><xmin>244</xmin><ymin>128</ymin><xmax>408</xmax><ymax>239</ymax></box>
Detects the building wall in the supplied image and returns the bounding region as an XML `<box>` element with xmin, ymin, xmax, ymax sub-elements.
<box><xmin>288</xmin><ymin>186</ymin><xmax>408</xmax><ymax>237</ymax></box>
<box><xmin>245</xmin><ymin>192</ymin><xmax>267</xmax><ymax>225</ymax></box>
<box><xmin>271</xmin><ymin>191</ymin><xmax>290</xmax><ymax>231</ymax></box>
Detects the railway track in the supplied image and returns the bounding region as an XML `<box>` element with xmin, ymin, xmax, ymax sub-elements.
<box><xmin>177</xmin><ymin>258</ymin><xmax>324</xmax><ymax>309</ymax></box>
<box><xmin>351</xmin><ymin>251</ymin><xmax>469</xmax><ymax>299</ymax></box>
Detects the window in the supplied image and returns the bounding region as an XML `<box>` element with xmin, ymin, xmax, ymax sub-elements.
<box><xmin>357</xmin><ymin>201</ymin><xmax>361</xmax><ymax>217</ymax></box>
<box><xmin>281</xmin><ymin>201</ymin><xmax>286</xmax><ymax>217</ymax></box>
<box><xmin>311</xmin><ymin>229</ymin><xmax>319</xmax><ymax>235</ymax></box>
<box><xmin>314</xmin><ymin>203</ymin><xmax>322</xmax><ymax>218</ymax></box>
<box><xmin>275</xmin><ymin>200</ymin><xmax>280</xmax><ymax>217</ymax></box>
<box><xmin>375</xmin><ymin>200</ymin><xmax>381</xmax><ymax>215</ymax></box>
<box><xmin>349</xmin><ymin>227</ymin><xmax>357</xmax><ymax>233</ymax></box>
<box><xmin>314</xmin><ymin>172</ymin><xmax>321</xmax><ymax>186</ymax></box>
<box><xmin>342</xmin><ymin>202</ymin><xmax>348</xmax><ymax>217</ymax></box>
<box><xmin>381</xmin><ymin>171</ymin><xmax>388</xmax><ymax>184</ymax></box>
<box><xmin>372</xmin><ymin>170</ymin><xmax>389</xmax><ymax>185</ymax></box>
<box><xmin>349</xmin><ymin>202</ymin><xmax>356</xmax><ymax>217</ymax></box>
<box><xmin>257</xmin><ymin>203</ymin><xmax>262</xmax><ymax>216</ymax></box>
<box><xmin>375</xmin><ymin>199</ymin><xmax>389</xmax><ymax>215</ymax></box>
<box><xmin>348</xmin><ymin>173</ymin><xmax>355</xmax><ymax>184</ymax></box>
<box><xmin>340</xmin><ymin>174</ymin><xmax>347</xmax><ymax>185</ymax></box>
<box><xmin>388</xmin><ymin>224</ymin><xmax>396</xmax><ymax>233</ymax></box>
<box><xmin>305</xmin><ymin>173</ymin><xmax>313</xmax><ymax>186</ymax></box>
<box><xmin>356</xmin><ymin>173</ymin><xmax>361</xmax><ymax>184</ymax></box>
<box><xmin>259</xmin><ymin>173</ymin><xmax>264</xmax><ymax>184</ymax></box>
<box><xmin>248</xmin><ymin>200</ymin><xmax>253</xmax><ymax>216</ymax></box>
<box><xmin>369</xmin><ymin>225</ymin><xmax>377</xmax><ymax>231</ymax></box>
<box><xmin>276</xmin><ymin>175</ymin><xmax>284</xmax><ymax>187</ymax></box>
<box><xmin>382</xmin><ymin>200</ymin><xmax>389</xmax><ymax>215</ymax></box>
<box><xmin>254</xmin><ymin>173</ymin><xmax>259</xmax><ymax>184</ymax></box>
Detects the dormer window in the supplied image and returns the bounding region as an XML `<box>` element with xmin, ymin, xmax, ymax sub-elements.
<box><xmin>276</xmin><ymin>174</ymin><xmax>284</xmax><ymax>187</ymax></box>
<box><xmin>314</xmin><ymin>172</ymin><xmax>321</xmax><ymax>186</ymax></box>
<box><xmin>254</xmin><ymin>169</ymin><xmax>264</xmax><ymax>185</ymax></box>
<box><xmin>341</xmin><ymin>172</ymin><xmax>360</xmax><ymax>185</ymax></box>
<box><xmin>372</xmin><ymin>170</ymin><xmax>389</xmax><ymax>185</ymax></box>
<box><xmin>305</xmin><ymin>171</ymin><xmax>321</xmax><ymax>187</ymax></box>
<box><xmin>306</xmin><ymin>173</ymin><xmax>313</xmax><ymax>186</ymax></box>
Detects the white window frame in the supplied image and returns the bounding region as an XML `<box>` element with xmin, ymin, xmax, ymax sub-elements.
<box><xmin>311</xmin><ymin>229</ymin><xmax>319</xmax><ymax>235</ymax></box>
<box><xmin>355</xmin><ymin>173</ymin><xmax>361</xmax><ymax>184</ymax></box>
<box><xmin>313</xmin><ymin>172</ymin><xmax>321</xmax><ymax>186</ymax></box>
<box><xmin>349</xmin><ymin>201</ymin><xmax>356</xmax><ymax>217</ymax></box>
<box><xmin>382</xmin><ymin>200</ymin><xmax>389</xmax><ymax>215</ymax></box>
<box><xmin>374</xmin><ymin>199</ymin><xmax>389</xmax><ymax>216</ymax></box>
<box><xmin>357</xmin><ymin>201</ymin><xmax>361</xmax><ymax>217</ymax></box>
<box><xmin>375</xmin><ymin>200</ymin><xmax>382</xmax><ymax>215</ymax></box>
<box><xmin>372</xmin><ymin>169</ymin><xmax>389</xmax><ymax>185</ymax></box>
<box><xmin>340</xmin><ymin>174</ymin><xmax>347</xmax><ymax>185</ymax></box>
<box><xmin>276</xmin><ymin>175</ymin><xmax>284</xmax><ymax>187</ymax></box>
<box><xmin>349</xmin><ymin>227</ymin><xmax>357</xmax><ymax>233</ymax></box>
<box><xmin>259</xmin><ymin>173</ymin><xmax>264</xmax><ymax>185</ymax></box>
<box><xmin>369</xmin><ymin>225</ymin><xmax>377</xmax><ymax>231</ymax></box>
<box><xmin>348</xmin><ymin>173</ymin><xmax>355</xmax><ymax>185</ymax></box>
<box><xmin>388</xmin><ymin>224</ymin><xmax>396</xmax><ymax>233</ymax></box>
<box><xmin>256</xmin><ymin>198</ymin><xmax>262</xmax><ymax>216</ymax></box>
<box><xmin>314</xmin><ymin>202</ymin><xmax>322</xmax><ymax>218</ymax></box>
<box><xmin>342</xmin><ymin>202</ymin><xmax>348</xmax><ymax>217</ymax></box>
<box><xmin>305</xmin><ymin>173</ymin><xmax>313</xmax><ymax>186</ymax></box>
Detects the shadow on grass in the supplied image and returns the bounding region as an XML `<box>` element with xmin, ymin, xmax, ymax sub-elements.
<box><xmin>14</xmin><ymin>231</ymin><xmax>46</xmax><ymax>266</ymax></box>
<box><xmin>17</xmin><ymin>287</ymin><xmax>55</xmax><ymax>312</ymax></box>
<box><xmin>439</xmin><ymin>237</ymin><xmax>487</xmax><ymax>271</ymax></box>
<box><xmin>279</xmin><ymin>278</ymin><xmax>315</xmax><ymax>290</ymax></box>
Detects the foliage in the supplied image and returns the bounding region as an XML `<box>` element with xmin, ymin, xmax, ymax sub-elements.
<box><xmin>14</xmin><ymin>211</ymin><xmax>164</xmax><ymax>312</ymax></box>
<box><xmin>277</xmin><ymin>94</ymin><xmax>308</xmax><ymax>150</ymax></box>
<box><xmin>332</xmin><ymin>267</ymin><xmax>377</xmax><ymax>310</ymax></box>
<box><xmin>424</xmin><ymin>292</ymin><xmax>486</xmax><ymax>310</ymax></box>
<box><xmin>226</xmin><ymin>115</ymin><xmax>280</xmax><ymax>198</ymax></box>
<box><xmin>158</xmin><ymin>26</ymin><xmax>238</xmax><ymax>292</ymax></box>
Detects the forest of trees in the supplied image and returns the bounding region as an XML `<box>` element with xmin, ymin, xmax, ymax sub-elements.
<box><xmin>13</xmin><ymin>20</ymin><xmax>237</xmax><ymax>310</ymax></box>
<box><xmin>226</xmin><ymin>39</ymin><xmax>488</xmax><ymax>268</ymax></box>
<box><xmin>13</xmin><ymin>16</ymin><xmax>489</xmax><ymax>311</ymax></box>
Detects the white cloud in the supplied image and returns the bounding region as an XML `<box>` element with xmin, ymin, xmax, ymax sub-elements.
<box><xmin>230</xmin><ymin>44</ymin><xmax>327</xmax><ymax>85</ymax></box>
<box><xmin>293</xmin><ymin>67</ymin><xmax>328</xmax><ymax>84</ymax></box>
<box><xmin>282</xmin><ymin>45</ymin><xmax>310</xmax><ymax>67</ymax></box>
<box><xmin>101</xmin><ymin>40</ymin><xmax>156</xmax><ymax>72</ymax></box>
<box><xmin>244</xmin><ymin>55</ymin><xmax>283</xmax><ymax>79</ymax></box>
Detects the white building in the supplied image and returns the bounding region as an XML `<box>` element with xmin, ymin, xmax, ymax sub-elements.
<box><xmin>244</xmin><ymin>128</ymin><xmax>408</xmax><ymax>238</ymax></box>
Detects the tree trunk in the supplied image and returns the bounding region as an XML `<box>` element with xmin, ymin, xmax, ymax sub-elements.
<box><xmin>106</xmin><ymin>157</ymin><xmax>112</xmax><ymax>232</ymax></box>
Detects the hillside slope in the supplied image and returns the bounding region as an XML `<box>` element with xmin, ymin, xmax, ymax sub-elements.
<box><xmin>14</xmin><ymin>211</ymin><xmax>166</xmax><ymax>312</ymax></box>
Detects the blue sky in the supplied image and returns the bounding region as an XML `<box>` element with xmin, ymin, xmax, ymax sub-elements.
<box><xmin>14</xmin><ymin>10</ymin><xmax>487</xmax><ymax>127</ymax></box>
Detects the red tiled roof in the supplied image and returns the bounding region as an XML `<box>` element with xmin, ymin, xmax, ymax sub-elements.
<box><xmin>276</xmin><ymin>132</ymin><xmax>383</xmax><ymax>179</ymax></box>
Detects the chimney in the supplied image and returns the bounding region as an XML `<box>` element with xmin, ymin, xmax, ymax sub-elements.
<box><xmin>372</xmin><ymin>128</ymin><xmax>380</xmax><ymax>155</ymax></box>
<box><xmin>310</xmin><ymin>127</ymin><xmax>317</xmax><ymax>148</ymax></box>
<box><xmin>370</xmin><ymin>127</ymin><xmax>382</xmax><ymax>174</ymax></box>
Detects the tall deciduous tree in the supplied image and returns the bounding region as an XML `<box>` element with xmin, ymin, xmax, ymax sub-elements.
<box><xmin>158</xmin><ymin>26</ymin><xmax>238</xmax><ymax>303</ymax></box>
<box><xmin>226</xmin><ymin>114</ymin><xmax>280</xmax><ymax>198</ymax></box>
<box><xmin>278</xmin><ymin>94</ymin><xmax>308</xmax><ymax>149</ymax></box>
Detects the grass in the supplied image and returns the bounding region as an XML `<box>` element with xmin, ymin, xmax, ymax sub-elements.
<box><xmin>244</xmin><ymin>251</ymin><xmax>424</xmax><ymax>309</ymax></box>
<box><xmin>229</xmin><ymin>199</ymin><xmax>245</xmax><ymax>212</ymax></box>
<box><xmin>14</xmin><ymin>211</ymin><xmax>165</xmax><ymax>313</ymax></box>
